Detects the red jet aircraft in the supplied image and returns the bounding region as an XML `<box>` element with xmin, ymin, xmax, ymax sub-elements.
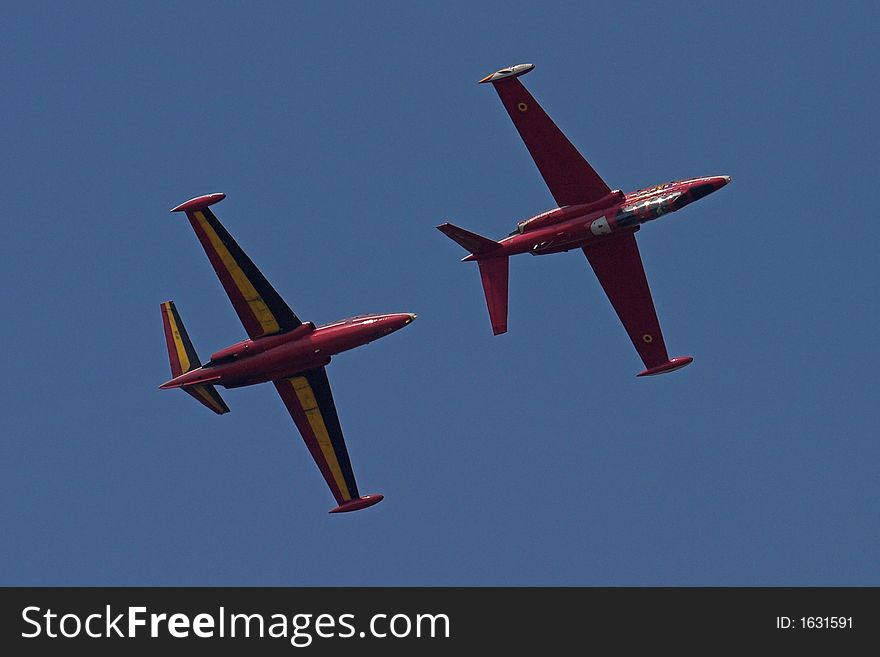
<box><xmin>159</xmin><ymin>193</ymin><xmax>415</xmax><ymax>512</ymax></box>
<box><xmin>438</xmin><ymin>63</ymin><xmax>730</xmax><ymax>376</ymax></box>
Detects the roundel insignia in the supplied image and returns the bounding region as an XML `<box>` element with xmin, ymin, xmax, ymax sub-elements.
<box><xmin>517</xmin><ymin>102</ymin><xmax>528</xmax><ymax>112</ymax></box>
<box><xmin>642</xmin><ymin>334</ymin><xmax>653</xmax><ymax>343</ymax></box>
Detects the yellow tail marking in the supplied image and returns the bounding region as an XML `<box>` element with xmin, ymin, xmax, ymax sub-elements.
<box><xmin>164</xmin><ymin>302</ymin><xmax>191</xmax><ymax>373</ymax></box>
<box><xmin>193</xmin><ymin>211</ymin><xmax>281</xmax><ymax>335</ymax></box>
<box><xmin>290</xmin><ymin>377</ymin><xmax>351</xmax><ymax>501</ymax></box>
<box><xmin>192</xmin><ymin>385</ymin><xmax>223</xmax><ymax>413</ymax></box>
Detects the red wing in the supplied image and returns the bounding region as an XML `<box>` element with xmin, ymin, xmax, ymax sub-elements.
<box><xmin>487</xmin><ymin>77</ymin><xmax>612</xmax><ymax>206</ymax></box>
<box><xmin>273</xmin><ymin>368</ymin><xmax>362</xmax><ymax>506</ymax></box>
<box><xmin>582</xmin><ymin>233</ymin><xmax>671</xmax><ymax>370</ymax></box>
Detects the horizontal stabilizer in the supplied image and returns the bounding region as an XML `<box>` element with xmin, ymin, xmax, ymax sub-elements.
<box><xmin>479</xmin><ymin>257</ymin><xmax>509</xmax><ymax>335</ymax></box>
<box><xmin>183</xmin><ymin>384</ymin><xmax>230</xmax><ymax>414</ymax></box>
<box><xmin>437</xmin><ymin>223</ymin><xmax>502</xmax><ymax>257</ymax></box>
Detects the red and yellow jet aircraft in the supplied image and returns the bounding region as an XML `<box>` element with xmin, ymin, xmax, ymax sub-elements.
<box><xmin>439</xmin><ymin>63</ymin><xmax>730</xmax><ymax>376</ymax></box>
<box><xmin>159</xmin><ymin>193</ymin><xmax>415</xmax><ymax>512</ymax></box>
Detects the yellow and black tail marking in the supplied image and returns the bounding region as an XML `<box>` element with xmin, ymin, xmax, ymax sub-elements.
<box><xmin>160</xmin><ymin>301</ymin><xmax>230</xmax><ymax>415</ymax></box>
<box><xmin>184</xmin><ymin>384</ymin><xmax>230</xmax><ymax>415</ymax></box>
<box><xmin>161</xmin><ymin>300</ymin><xmax>201</xmax><ymax>377</ymax></box>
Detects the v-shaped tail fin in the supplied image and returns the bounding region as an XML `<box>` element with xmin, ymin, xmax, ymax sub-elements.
<box><xmin>160</xmin><ymin>301</ymin><xmax>230</xmax><ymax>414</ymax></box>
<box><xmin>437</xmin><ymin>223</ymin><xmax>509</xmax><ymax>335</ymax></box>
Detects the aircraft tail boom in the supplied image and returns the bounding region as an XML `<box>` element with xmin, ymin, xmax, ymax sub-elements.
<box><xmin>437</xmin><ymin>223</ymin><xmax>510</xmax><ymax>335</ymax></box>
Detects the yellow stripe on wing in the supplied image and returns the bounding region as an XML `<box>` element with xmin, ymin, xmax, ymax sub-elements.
<box><xmin>192</xmin><ymin>211</ymin><xmax>281</xmax><ymax>335</ymax></box>
<box><xmin>164</xmin><ymin>302</ymin><xmax>191</xmax><ymax>373</ymax></box>
<box><xmin>290</xmin><ymin>377</ymin><xmax>351</xmax><ymax>501</ymax></box>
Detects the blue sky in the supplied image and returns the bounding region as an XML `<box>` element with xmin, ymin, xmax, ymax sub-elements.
<box><xmin>1</xmin><ymin>2</ymin><xmax>878</xmax><ymax>585</ymax></box>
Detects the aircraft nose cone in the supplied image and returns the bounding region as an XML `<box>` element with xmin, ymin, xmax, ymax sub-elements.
<box><xmin>379</xmin><ymin>313</ymin><xmax>417</xmax><ymax>335</ymax></box>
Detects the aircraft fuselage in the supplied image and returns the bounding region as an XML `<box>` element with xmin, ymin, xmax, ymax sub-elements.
<box><xmin>463</xmin><ymin>175</ymin><xmax>730</xmax><ymax>261</ymax></box>
<box><xmin>160</xmin><ymin>313</ymin><xmax>415</xmax><ymax>390</ymax></box>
